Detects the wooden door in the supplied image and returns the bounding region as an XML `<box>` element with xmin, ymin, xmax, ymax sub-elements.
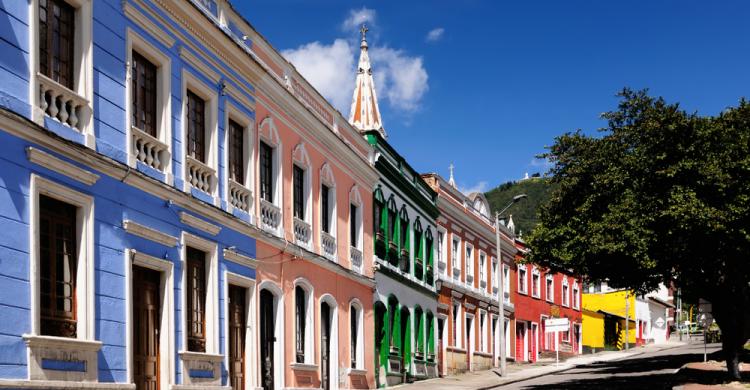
<box><xmin>229</xmin><ymin>285</ymin><xmax>247</xmax><ymax>390</ymax></box>
<box><xmin>437</xmin><ymin>318</ymin><xmax>444</xmax><ymax>376</ymax></box>
<box><xmin>530</xmin><ymin>324</ymin><xmax>538</xmax><ymax>362</ymax></box>
<box><xmin>260</xmin><ymin>290</ymin><xmax>275</xmax><ymax>390</ymax></box>
<box><xmin>133</xmin><ymin>266</ymin><xmax>160</xmax><ymax>390</ymax></box>
<box><xmin>321</xmin><ymin>303</ymin><xmax>331</xmax><ymax>390</ymax></box>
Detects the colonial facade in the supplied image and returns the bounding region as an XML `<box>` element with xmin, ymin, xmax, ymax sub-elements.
<box><xmin>513</xmin><ymin>238</ymin><xmax>583</xmax><ymax>362</ymax></box>
<box><xmin>0</xmin><ymin>1</ymin><xmax>378</xmax><ymax>389</ymax></box>
<box><xmin>347</xmin><ymin>29</ymin><xmax>439</xmax><ymax>388</ymax></box>
<box><xmin>421</xmin><ymin>173</ymin><xmax>516</xmax><ymax>376</ymax></box>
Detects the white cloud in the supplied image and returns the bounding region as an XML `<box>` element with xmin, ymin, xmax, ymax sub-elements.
<box><xmin>342</xmin><ymin>7</ymin><xmax>376</xmax><ymax>31</ymax></box>
<box><xmin>371</xmin><ymin>46</ymin><xmax>429</xmax><ymax>112</ymax></box>
<box><xmin>281</xmin><ymin>39</ymin><xmax>356</xmax><ymax>112</ymax></box>
<box><xmin>529</xmin><ymin>157</ymin><xmax>554</xmax><ymax>170</ymax></box>
<box><xmin>459</xmin><ymin>180</ymin><xmax>489</xmax><ymax>195</ymax></box>
<box><xmin>425</xmin><ymin>27</ymin><xmax>445</xmax><ymax>43</ymax></box>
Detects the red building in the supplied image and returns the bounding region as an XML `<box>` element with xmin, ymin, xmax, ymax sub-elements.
<box><xmin>512</xmin><ymin>237</ymin><xmax>583</xmax><ymax>362</ymax></box>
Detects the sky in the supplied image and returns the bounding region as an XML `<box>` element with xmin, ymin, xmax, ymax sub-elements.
<box><xmin>232</xmin><ymin>1</ymin><xmax>750</xmax><ymax>194</ymax></box>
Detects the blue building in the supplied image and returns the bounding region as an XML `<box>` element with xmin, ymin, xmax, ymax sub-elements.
<box><xmin>0</xmin><ymin>0</ymin><xmax>265</xmax><ymax>388</ymax></box>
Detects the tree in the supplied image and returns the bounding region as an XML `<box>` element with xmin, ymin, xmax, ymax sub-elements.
<box><xmin>527</xmin><ymin>89</ymin><xmax>750</xmax><ymax>379</ymax></box>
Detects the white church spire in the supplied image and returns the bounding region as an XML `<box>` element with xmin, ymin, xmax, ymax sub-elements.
<box><xmin>348</xmin><ymin>24</ymin><xmax>385</xmax><ymax>137</ymax></box>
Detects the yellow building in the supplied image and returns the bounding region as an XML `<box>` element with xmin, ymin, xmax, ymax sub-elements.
<box><xmin>582</xmin><ymin>290</ymin><xmax>638</xmax><ymax>351</ymax></box>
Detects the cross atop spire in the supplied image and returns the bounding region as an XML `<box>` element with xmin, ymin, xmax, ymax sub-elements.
<box><xmin>448</xmin><ymin>163</ymin><xmax>456</xmax><ymax>188</ymax></box>
<box><xmin>348</xmin><ymin>25</ymin><xmax>385</xmax><ymax>137</ymax></box>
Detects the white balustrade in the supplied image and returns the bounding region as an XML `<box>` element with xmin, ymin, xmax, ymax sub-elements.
<box><xmin>480</xmin><ymin>279</ymin><xmax>487</xmax><ymax>288</ymax></box>
<box><xmin>438</xmin><ymin>260</ymin><xmax>446</xmax><ymax>271</ymax></box>
<box><xmin>293</xmin><ymin>217</ymin><xmax>312</xmax><ymax>246</ymax></box>
<box><xmin>350</xmin><ymin>246</ymin><xmax>363</xmax><ymax>269</ymax></box>
<box><xmin>466</xmin><ymin>274</ymin><xmax>474</xmax><ymax>284</ymax></box>
<box><xmin>320</xmin><ymin>230</ymin><xmax>336</xmax><ymax>259</ymax></box>
<box><xmin>131</xmin><ymin>126</ymin><xmax>169</xmax><ymax>171</ymax></box>
<box><xmin>259</xmin><ymin>199</ymin><xmax>280</xmax><ymax>233</ymax></box>
<box><xmin>453</xmin><ymin>267</ymin><xmax>461</xmax><ymax>280</ymax></box>
<box><xmin>38</xmin><ymin>73</ymin><xmax>88</xmax><ymax>131</ymax></box>
<box><xmin>228</xmin><ymin>179</ymin><xmax>253</xmax><ymax>212</ymax></box>
<box><xmin>185</xmin><ymin>155</ymin><xmax>216</xmax><ymax>194</ymax></box>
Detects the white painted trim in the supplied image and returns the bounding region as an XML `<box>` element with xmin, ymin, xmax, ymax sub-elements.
<box><xmin>257</xmin><ymin>280</ymin><xmax>285</xmax><ymax>390</ymax></box>
<box><xmin>180</xmin><ymin>211</ymin><xmax>221</xmax><ymax>235</ymax></box>
<box><xmin>181</xmin><ymin>68</ymin><xmax>219</xmax><ymax>202</ymax></box>
<box><xmin>26</xmin><ymin>147</ymin><xmax>99</xmax><ymax>185</ymax></box>
<box><xmin>180</xmin><ymin>232</ymin><xmax>220</xmax><ymax>355</ymax></box>
<box><xmin>293</xmin><ymin>278</ymin><xmax>315</xmax><ymax>364</ymax></box>
<box><xmin>257</xmin><ymin>117</ymin><xmax>283</xmax><ymax>236</ymax></box>
<box><xmin>122</xmin><ymin>219</ymin><xmax>178</xmax><ymax>247</ymax></box>
<box><xmin>224</xmin><ymin>101</ymin><xmax>256</xmax><ymax>218</ymax></box>
<box><xmin>348</xmin><ymin>298</ymin><xmax>365</xmax><ymax>370</ymax></box>
<box><xmin>0</xmin><ymin>379</ymin><xmax>134</xmax><ymax>389</ymax></box>
<box><xmin>125</xmin><ymin>27</ymin><xmax>174</xmax><ymax>182</ymax></box>
<box><xmin>29</xmin><ymin>174</ymin><xmax>95</xmax><ymax>341</ymax></box>
<box><xmin>223</xmin><ymin>248</ymin><xmax>257</xmax><ymax>269</ymax></box>
<box><xmin>318</xmin><ymin>293</ymin><xmax>339</xmax><ymax>390</ymax></box>
<box><xmin>224</xmin><ymin>272</ymin><xmax>257</xmax><ymax>390</ymax></box>
<box><xmin>125</xmin><ymin>249</ymin><xmax>176</xmax><ymax>388</ymax></box>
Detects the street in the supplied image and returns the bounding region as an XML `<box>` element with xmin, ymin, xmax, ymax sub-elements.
<box><xmin>494</xmin><ymin>341</ymin><xmax>723</xmax><ymax>389</ymax></box>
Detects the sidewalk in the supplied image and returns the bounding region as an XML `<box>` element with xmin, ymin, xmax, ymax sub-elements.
<box><xmin>396</xmin><ymin>342</ymin><xmax>685</xmax><ymax>390</ymax></box>
<box><xmin>673</xmin><ymin>360</ymin><xmax>750</xmax><ymax>390</ymax></box>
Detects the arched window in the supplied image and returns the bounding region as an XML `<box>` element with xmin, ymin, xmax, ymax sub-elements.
<box><xmin>398</xmin><ymin>206</ymin><xmax>410</xmax><ymax>273</ymax></box>
<box><xmin>387</xmin><ymin>296</ymin><xmax>400</xmax><ymax>354</ymax></box>
<box><xmin>373</xmin><ymin>186</ymin><xmax>386</xmax><ymax>259</ymax></box>
<box><xmin>386</xmin><ymin>196</ymin><xmax>398</xmax><ymax>262</ymax></box>
<box><xmin>349</xmin><ymin>300</ymin><xmax>364</xmax><ymax>369</ymax></box>
<box><xmin>424</xmin><ymin>228</ymin><xmax>434</xmax><ymax>285</ymax></box>
<box><xmin>415</xmin><ymin>306</ymin><xmax>425</xmax><ymax>359</ymax></box>
<box><xmin>413</xmin><ymin>218</ymin><xmax>423</xmax><ymax>279</ymax></box>
<box><xmin>426</xmin><ymin>311</ymin><xmax>436</xmax><ymax>361</ymax></box>
<box><xmin>292</xmin><ymin>143</ymin><xmax>312</xmax><ymax>248</ymax></box>
<box><xmin>294</xmin><ymin>280</ymin><xmax>314</xmax><ymax>363</ymax></box>
<box><xmin>320</xmin><ymin>163</ymin><xmax>337</xmax><ymax>260</ymax></box>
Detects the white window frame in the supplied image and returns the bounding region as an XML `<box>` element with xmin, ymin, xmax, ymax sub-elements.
<box><xmin>465</xmin><ymin>242</ymin><xmax>474</xmax><ymax>285</ymax></box>
<box><xmin>181</xmin><ymin>70</ymin><xmax>219</xmax><ymax>200</ymax></box>
<box><xmin>491</xmin><ymin>257</ymin><xmax>499</xmax><ymax>296</ymax></box>
<box><xmin>452</xmin><ymin>302</ymin><xmax>462</xmax><ymax>349</ymax></box>
<box><xmin>293</xmin><ymin>278</ymin><xmax>315</xmax><ymax>365</ymax></box>
<box><xmin>125</xmin><ymin>28</ymin><xmax>173</xmax><ymax>179</ymax></box>
<box><xmin>517</xmin><ymin>264</ymin><xmax>528</xmax><ymax>295</ymax></box>
<box><xmin>319</xmin><ymin>163</ymin><xmax>337</xmax><ymax>252</ymax></box>
<box><xmin>478</xmin><ymin>250</ymin><xmax>487</xmax><ymax>288</ymax></box>
<box><xmin>257</xmin><ymin>117</ymin><xmax>283</xmax><ymax>235</ymax></box>
<box><xmin>451</xmin><ymin>234</ymin><xmax>461</xmax><ymax>281</ymax></box>
<box><xmin>572</xmin><ymin>281</ymin><xmax>580</xmax><ymax>310</ymax></box>
<box><xmin>562</xmin><ymin>277</ymin><xmax>570</xmax><ymax>307</ymax></box>
<box><xmin>437</xmin><ymin>226</ymin><xmax>447</xmax><ymax>277</ymax></box>
<box><xmin>502</xmin><ymin>264</ymin><xmax>510</xmax><ymax>304</ymax></box>
<box><xmin>349</xmin><ymin>299</ymin><xmax>365</xmax><ymax>371</ymax></box>
<box><xmin>126</xmin><ymin>249</ymin><xmax>176</xmax><ymax>387</ymax></box>
<box><xmin>546</xmin><ymin>274</ymin><xmax>555</xmax><ymax>303</ymax></box>
<box><xmin>531</xmin><ymin>266</ymin><xmax>541</xmax><ymax>299</ymax></box>
<box><xmin>224</xmin><ymin>271</ymin><xmax>257</xmax><ymax>390</ymax></box>
<box><xmin>29</xmin><ymin>0</ymin><xmax>94</xmax><ymax>146</ymax></box>
<box><xmin>292</xmin><ymin>143</ymin><xmax>312</xmax><ymax>222</ymax></box>
<box><xmin>258</xmin><ymin>281</ymin><xmax>285</xmax><ymax>389</ymax></box>
<box><xmin>180</xmin><ymin>232</ymin><xmax>220</xmax><ymax>354</ymax></box>
<box><xmin>479</xmin><ymin>310</ymin><xmax>488</xmax><ymax>353</ymax></box>
<box><xmin>224</xmin><ymin>102</ymin><xmax>255</xmax><ymax>215</ymax></box>
<box><xmin>348</xmin><ymin>186</ymin><xmax>364</xmax><ymax>271</ymax></box>
<box><xmin>28</xmin><ymin>174</ymin><xmax>95</xmax><ymax>341</ymax></box>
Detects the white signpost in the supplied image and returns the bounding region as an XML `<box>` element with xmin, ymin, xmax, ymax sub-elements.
<box><xmin>544</xmin><ymin>318</ymin><xmax>570</xmax><ymax>366</ymax></box>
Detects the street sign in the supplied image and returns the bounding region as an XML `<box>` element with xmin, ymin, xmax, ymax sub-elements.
<box><xmin>544</xmin><ymin>318</ymin><xmax>569</xmax><ymax>332</ymax></box>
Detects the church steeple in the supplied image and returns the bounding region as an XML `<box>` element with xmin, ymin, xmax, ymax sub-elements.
<box><xmin>349</xmin><ymin>24</ymin><xmax>385</xmax><ymax>137</ymax></box>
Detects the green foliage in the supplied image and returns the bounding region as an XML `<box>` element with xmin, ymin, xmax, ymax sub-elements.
<box><xmin>485</xmin><ymin>178</ymin><xmax>556</xmax><ymax>235</ymax></box>
<box><xmin>527</xmin><ymin>89</ymin><xmax>750</xmax><ymax>378</ymax></box>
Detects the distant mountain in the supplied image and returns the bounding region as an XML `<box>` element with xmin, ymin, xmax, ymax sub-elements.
<box><xmin>484</xmin><ymin>177</ymin><xmax>556</xmax><ymax>236</ymax></box>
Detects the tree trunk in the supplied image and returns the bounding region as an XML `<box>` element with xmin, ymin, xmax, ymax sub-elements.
<box><xmin>711</xmin><ymin>295</ymin><xmax>748</xmax><ymax>381</ymax></box>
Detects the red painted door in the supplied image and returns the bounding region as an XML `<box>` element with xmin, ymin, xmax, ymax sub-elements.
<box><xmin>530</xmin><ymin>324</ymin><xmax>538</xmax><ymax>362</ymax></box>
<box><xmin>515</xmin><ymin>323</ymin><xmax>525</xmax><ymax>361</ymax></box>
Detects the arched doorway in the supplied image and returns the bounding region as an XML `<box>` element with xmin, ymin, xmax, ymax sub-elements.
<box><xmin>374</xmin><ymin>301</ymin><xmax>387</xmax><ymax>388</ymax></box>
<box><xmin>259</xmin><ymin>285</ymin><xmax>283</xmax><ymax>390</ymax></box>
<box><xmin>319</xmin><ymin>295</ymin><xmax>338</xmax><ymax>390</ymax></box>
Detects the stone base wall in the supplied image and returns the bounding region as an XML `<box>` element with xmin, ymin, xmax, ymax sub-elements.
<box><xmin>445</xmin><ymin>349</ymin><xmax>468</xmax><ymax>375</ymax></box>
<box><xmin>471</xmin><ymin>353</ymin><xmax>492</xmax><ymax>371</ymax></box>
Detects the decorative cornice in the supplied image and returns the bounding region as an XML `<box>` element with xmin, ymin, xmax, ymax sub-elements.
<box><xmin>123</xmin><ymin>220</ymin><xmax>178</xmax><ymax>247</ymax></box>
<box><xmin>223</xmin><ymin>248</ymin><xmax>256</xmax><ymax>269</ymax></box>
<box><xmin>464</xmin><ymin>302</ymin><xmax>476</xmax><ymax>311</ymax></box>
<box><xmin>479</xmin><ymin>301</ymin><xmax>488</xmax><ymax>308</ymax></box>
<box><xmin>451</xmin><ymin>291</ymin><xmax>464</xmax><ymax>299</ymax></box>
<box><xmin>26</xmin><ymin>147</ymin><xmax>99</xmax><ymax>185</ymax></box>
<box><xmin>180</xmin><ymin>212</ymin><xmax>221</xmax><ymax>235</ymax></box>
<box><xmin>123</xmin><ymin>1</ymin><xmax>175</xmax><ymax>48</ymax></box>
<box><xmin>437</xmin><ymin>302</ymin><xmax>450</xmax><ymax>311</ymax></box>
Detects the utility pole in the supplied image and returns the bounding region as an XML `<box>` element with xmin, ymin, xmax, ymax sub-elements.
<box><xmin>625</xmin><ymin>292</ymin><xmax>630</xmax><ymax>350</ymax></box>
<box><xmin>495</xmin><ymin>212</ymin><xmax>507</xmax><ymax>377</ymax></box>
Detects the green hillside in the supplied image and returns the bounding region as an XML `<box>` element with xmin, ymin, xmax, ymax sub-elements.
<box><xmin>484</xmin><ymin>177</ymin><xmax>556</xmax><ymax>236</ymax></box>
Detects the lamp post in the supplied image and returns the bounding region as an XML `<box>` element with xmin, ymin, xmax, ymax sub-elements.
<box><xmin>495</xmin><ymin>194</ymin><xmax>527</xmax><ymax>376</ymax></box>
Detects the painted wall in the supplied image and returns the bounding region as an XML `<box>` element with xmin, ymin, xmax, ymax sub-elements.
<box><xmin>582</xmin><ymin>311</ymin><xmax>605</xmax><ymax>349</ymax></box>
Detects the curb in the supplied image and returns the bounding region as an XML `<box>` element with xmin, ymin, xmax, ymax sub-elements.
<box><xmin>477</xmin><ymin>343</ymin><xmax>686</xmax><ymax>389</ymax></box>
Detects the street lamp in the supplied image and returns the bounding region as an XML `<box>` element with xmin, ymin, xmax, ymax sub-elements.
<box><xmin>495</xmin><ymin>193</ymin><xmax>527</xmax><ymax>376</ymax></box>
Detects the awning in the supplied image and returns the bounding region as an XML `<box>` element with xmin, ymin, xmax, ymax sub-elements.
<box><xmin>598</xmin><ymin>310</ymin><xmax>636</xmax><ymax>324</ymax></box>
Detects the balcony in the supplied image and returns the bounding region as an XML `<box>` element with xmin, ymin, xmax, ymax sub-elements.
<box><xmin>260</xmin><ymin>198</ymin><xmax>281</xmax><ymax>234</ymax></box>
<box><xmin>38</xmin><ymin>73</ymin><xmax>89</xmax><ymax>131</ymax></box>
<box><xmin>228</xmin><ymin>179</ymin><xmax>253</xmax><ymax>213</ymax></box>
<box><xmin>131</xmin><ymin>126</ymin><xmax>170</xmax><ymax>171</ymax></box>
<box><xmin>375</xmin><ymin>231</ymin><xmax>386</xmax><ymax>259</ymax></box>
<box><xmin>186</xmin><ymin>155</ymin><xmax>216</xmax><ymax>194</ymax></box>
<box><xmin>320</xmin><ymin>230</ymin><xmax>336</xmax><ymax>260</ymax></box>
<box><xmin>399</xmin><ymin>249</ymin><xmax>410</xmax><ymax>273</ymax></box>
<box><xmin>350</xmin><ymin>246</ymin><xmax>363</xmax><ymax>269</ymax></box>
<box><xmin>293</xmin><ymin>217</ymin><xmax>312</xmax><ymax>247</ymax></box>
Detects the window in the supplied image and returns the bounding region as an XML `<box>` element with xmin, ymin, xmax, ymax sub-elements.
<box><xmin>228</xmin><ymin>119</ymin><xmax>244</xmax><ymax>184</ymax></box>
<box><xmin>39</xmin><ymin>0</ymin><xmax>76</xmax><ymax>89</ymax></box>
<box><xmin>562</xmin><ymin>327</ymin><xmax>570</xmax><ymax>342</ymax></box>
<box><xmin>572</xmin><ymin>282</ymin><xmax>580</xmax><ymax>309</ymax></box>
<box><xmin>259</xmin><ymin>141</ymin><xmax>273</xmax><ymax>202</ymax></box>
<box><xmin>39</xmin><ymin>195</ymin><xmax>78</xmax><ymax>337</ymax></box>
<box><xmin>293</xmin><ymin>165</ymin><xmax>306</xmax><ymax>221</ymax></box>
<box><xmin>492</xmin><ymin>258</ymin><xmax>499</xmax><ymax>296</ymax></box>
<box><xmin>295</xmin><ymin>286</ymin><xmax>306</xmax><ymax>363</ymax></box>
<box><xmin>480</xmin><ymin>311</ymin><xmax>487</xmax><ymax>352</ymax></box>
<box><xmin>562</xmin><ymin>278</ymin><xmax>570</xmax><ymax>307</ymax></box>
<box><xmin>131</xmin><ymin>52</ymin><xmax>157</xmax><ymax>137</ymax></box>
<box><xmin>437</xmin><ymin>229</ymin><xmax>445</xmax><ymax>265</ymax></box>
<box><xmin>387</xmin><ymin>198</ymin><xmax>397</xmax><ymax>245</ymax></box>
<box><xmin>452</xmin><ymin>303</ymin><xmax>460</xmax><ymax>348</ymax></box>
<box><xmin>399</xmin><ymin>211</ymin><xmax>409</xmax><ymax>253</ymax></box>
<box><xmin>424</xmin><ymin>229</ymin><xmax>434</xmax><ymax>280</ymax></box>
<box><xmin>532</xmin><ymin>267</ymin><xmax>541</xmax><ymax>298</ymax></box>
<box><xmin>465</xmin><ymin>244</ymin><xmax>474</xmax><ymax>284</ymax></box>
<box><xmin>479</xmin><ymin>252</ymin><xmax>486</xmax><ymax>287</ymax></box>
<box><xmin>451</xmin><ymin>236</ymin><xmax>460</xmax><ymax>280</ymax></box>
<box><xmin>349</xmin><ymin>300</ymin><xmax>365</xmax><ymax>369</ymax></box>
<box><xmin>350</xmin><ymin>204</ymin><xmax>358</xmax><ymax>247</ymax></box>
<box><xmin>186</xmin><ymin>246</ymin><xmax>207</xmax><ymax>352</ymax></box>
<box><xmin>186</xmin><ymin>90</ymin><xmax>206</xmax><ymax>163</ymax></box>
<box><xmin>321</xmin><ymin>184</ymin><xmax>330</xmax><ymax>233</ymax></box>
<box><xmin>546</xmin><ymin>274</ymin><xmax>554</xmax><ymax>303</ymax></box>
<box><xmin>350</xmin><ymin>305</ymin><xmax>359</xmax><ymax>368</ymax></box>
<box><xmin>518</xmin><ymin>266</ymin><xmax>527</xmax><ymax>294</ymax></box>
<box><xmin>502</xmin><ymin>264</ymin><xmax>510</xmax><ymax>303</ymax></box>
<box><xmin>415</xmin><ymin>307</ymin><xmax>424</xmax><ymax>357</ymax></box>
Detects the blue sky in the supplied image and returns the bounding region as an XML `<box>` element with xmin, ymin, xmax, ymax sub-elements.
<box><xmin>234</xmin><ymin>1</ymin><xmax>750</xmax><ymax>194</ymax></box>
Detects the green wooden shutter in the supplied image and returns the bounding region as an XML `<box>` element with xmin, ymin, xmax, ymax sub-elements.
<box><xmin>391</xmin><ymin>304</ymin><xmax>402</xmax><ymax>356</ymax></box>
<box><xmin>380</xmin><ymin>308</ymin><xmax>389</xmax><ymax>371</ymax></box>
<box><xmin>428</xmin><ymin>315</ymin><xmax>435</xmax><ymax>356</ymax></box>
<box><xmin>403</xmin><ymin>311</ymin><xmax>412</xmax><ymax>371</ymax></box>
<box><xmin>417</xmin><ymin>312</ymin><xmax>425</xmax><ymax>354</ymax></box>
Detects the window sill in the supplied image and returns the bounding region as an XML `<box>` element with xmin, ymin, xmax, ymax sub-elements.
<box><xmin>289</xmin><ymin>362</ymin><xmax>319</xmax><ymax>372</ymax></box>
<box><xmin>179</xmin><ymin>350</ymin><xmax>224</xmax><ymax>362</ymax></box>
<box><xmin>23</xmin><ymin>335</ymin><xmax>102</xmax><ymax>352</ymax></box>
<box><xmin>346</xmin><ymin>368</ymin><xmax>368</xmax><ymax>376</ymax></box>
